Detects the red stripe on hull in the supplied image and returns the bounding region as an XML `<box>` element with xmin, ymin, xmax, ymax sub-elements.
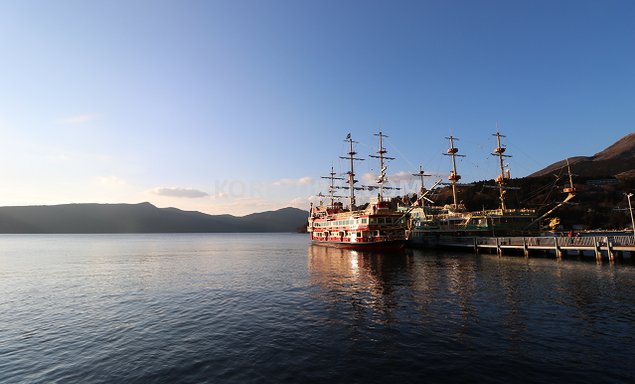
<box><xmin>311</xmin><ymin>240</ymin><xmax>405</xmax><ymax>251</ymax></box>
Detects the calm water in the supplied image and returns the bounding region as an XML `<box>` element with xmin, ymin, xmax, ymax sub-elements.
<box><xmin>1</xmin><ymin>234</ymin><xmax>634</xmax><ymax>383</ymax></box>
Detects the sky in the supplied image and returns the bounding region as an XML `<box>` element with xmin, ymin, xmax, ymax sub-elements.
<box><xmin>0</xmin><ymin>0</ymin><xmax>633</xmax><ymax>216</ymax></box>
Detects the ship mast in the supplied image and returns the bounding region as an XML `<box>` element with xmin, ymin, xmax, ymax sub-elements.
<box><xmin>443</xmin><ymin>134</ymin><xmax>465</xmax><ymax>209</ymax></box>
<box><xmin>526</xmin><ymin>158</ymin><xmax>577</xmax><ymax>228</ymax></box>
<box><xmin>492</xmin><ymin>129</ymin><xmax>511</xmax><ymax>211</ymax></box>
<box><xmin>412</xmin><ymin>164</ymin><xmax>431</xmax><ymax>218</ymax></box>
<box><xmin>339</xmin><ymin>133</ymin><xmax>364</xmax><ymax>211</ymax></box>
<box><xmin>368</xmin><ymin>130</ymin><xmax>395</xmax><ymax>201</ymax></box>
<box><xmin>563</xmin><ymin>158</ymin><xmax>576</xmax><ymax>194</ymax></box>
<box><xmin>412</xmin><ymin>164</ymin><xmax>431</xmax><ymax>203</ymax></box>
<box><xmin>320</xmin><ymin>166</ymin><xmax>344</xmax><ymax>209</ymax></box>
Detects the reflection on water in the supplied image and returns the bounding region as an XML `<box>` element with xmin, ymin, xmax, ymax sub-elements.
<box><xmin>308</xmin><ymin>245</ymin><xmax>413</xmax><ymax>326</ymax></box>
<box><xmin>307</xmin><ymin>246</ymin><xmax>492</xmax><ymax>341</ymax></box>
<box><xmin>1</xmin><ymin>235</ymin><xmax>634</xmax><ymax>384</ymax></box>
<box><xmin>307</xmin><ymin>245</ymin><xmax>635</xmax><ymax>381</ymax></box>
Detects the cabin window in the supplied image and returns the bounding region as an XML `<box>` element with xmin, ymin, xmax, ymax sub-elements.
<box><xmin>361</xmin><ymin>218</ymin><xmax>367</xmax><ymax>224</ymax></box>
<box><xmin>378</xmin><ymin>218</ymin><xmax>385</xmax><ymax>224</ymax></box>
<box><xmin>369</xmin><ymin>218</ymin><xmax>376</xmax><ymax>224</ymax></box>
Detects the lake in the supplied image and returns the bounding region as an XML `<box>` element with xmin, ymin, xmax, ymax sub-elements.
<box><xmin>1</xmin><ymin>233</ymin><xmax>633</xmax><ymax>383</ymax></box>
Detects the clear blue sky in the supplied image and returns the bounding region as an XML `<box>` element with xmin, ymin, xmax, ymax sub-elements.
<box><xmin>0</xmin><ymin>0</ymin><xmax>633</xmax><ymax>215</ymax></box>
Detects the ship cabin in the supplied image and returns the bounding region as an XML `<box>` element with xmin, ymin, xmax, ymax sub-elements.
<box><xmin>308</xmin><ymin>199</ymin><xmax>407</xmax><ymax>245</ymax></box>
<box><xmin>405</xmin><ymin>204</ymin><xmax>539</xmax><ymax>237</ymax></box>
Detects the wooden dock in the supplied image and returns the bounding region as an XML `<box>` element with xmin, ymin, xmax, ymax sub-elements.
<box><xmin>437</xmin><ymin>235</ymin><xmax>635</xmax><ymax>262</ymax></box>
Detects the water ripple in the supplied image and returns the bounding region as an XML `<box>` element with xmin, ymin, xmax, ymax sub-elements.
<box><xmin>0</xmin><ymin>234</ymin><xmax>634</xmax><ymax>383</ymax></box>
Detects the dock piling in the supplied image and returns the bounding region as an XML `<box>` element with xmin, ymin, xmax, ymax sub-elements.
<box><xmin>554</xmin><ymin>237</ymin><xmax>563</xmax><ymax>259</ymax></box>
<box><xmin>594</xmin><ymin>237</ymin><xmax>602</xmax><ymax>261</ymax></box>
<box><xmin>607</xmin><ymin>237</ymin><xmax>615</xmax><ymax>262</ymax></box>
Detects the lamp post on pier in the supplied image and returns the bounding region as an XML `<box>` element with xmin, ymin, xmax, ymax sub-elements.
<box><xmin>626</xmin><ymin>193</ymin><xmax>635</xmax><ymax>237</ymax></box>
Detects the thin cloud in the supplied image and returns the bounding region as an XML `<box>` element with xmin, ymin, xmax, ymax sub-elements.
<box><xmin>388</xmin><ymin>171</ymin><xmax>414</xmax><ymax>183</ymax></box>
<box><xmin>151</xmin><ymin>187</ymin><xmax>210</xmax><ymax>198</ymax></box>
<box><xmin>272</xmin><ymin>176</ymin><xmax>313</xmax><ymax>186</ymax></box>
<box><xmin>210</xmin><ymin>191</ymin><xmax>229</xmax><ymax>199</ymax></box>
<box><xmin>361</xmin><ymin>172</ymin><xmax>377</xmax><ymax>184</ymax></box>
<box><xmin>289</xmin><ymin>196</ymin><xmax>321</xmax><ymax>209</ymax></box>
<box><xmin>362</xmin><ymin>171</ymin><xmax>421</xmax><ymax>184</ymax></box>
<box><xmin>289</xmin><ymin>197</ymin><xmax>307</xmax><ymax>208</ymax></box>
<box><xmin>297</xmin><ymin>176</ymin><xmax>312</xmax><ymax>185</ymax></box>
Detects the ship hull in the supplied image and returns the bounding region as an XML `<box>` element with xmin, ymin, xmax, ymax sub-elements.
<box><xmin>311</xmin><ymin>239</ymin><xmax>405</xmax><ymax>251</ymax></box>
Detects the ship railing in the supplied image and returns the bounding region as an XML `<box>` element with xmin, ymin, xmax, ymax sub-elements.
<box><xmin>468</xmin><ymin>208</ymin><xmax>536</xmax><ymax>216</ymax></box>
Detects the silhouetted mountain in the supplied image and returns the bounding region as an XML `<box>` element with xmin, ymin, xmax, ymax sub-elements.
<box><xmin>0</xmin><ymin>202</ymin><xmax>309</xmax><ymax>233</ymax></box>
<box><xmin>241</xmin><ymin>207</ymin><xmax>310</xmax><ymax>232</ymax></box>
<box><xmin>530</xmin><ymin>133</ymin><xmax>635</xmax><ymax>179</ymax></box>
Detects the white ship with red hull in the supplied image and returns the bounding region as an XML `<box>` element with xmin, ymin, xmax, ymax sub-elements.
<box><xmin>307</xmin><ymin>132</ymin><xmax>407</xmax><ymax>250</ymax></box>
<box><xmin>309</xmin><ymin>200</ymin><xmax>407</xmax><ymax>250</ymax></box>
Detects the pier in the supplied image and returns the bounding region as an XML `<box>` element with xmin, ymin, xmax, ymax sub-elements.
<box><xmin>437</xmin><ymin>235</ymin><xmax>635</xmax><ymax>262</ymax></box>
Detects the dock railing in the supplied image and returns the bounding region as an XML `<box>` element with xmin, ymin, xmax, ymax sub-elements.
<box><xmin>436</xmin><ymin>234</ymin><xmax>635</xmax><ymax>261</ymax></box>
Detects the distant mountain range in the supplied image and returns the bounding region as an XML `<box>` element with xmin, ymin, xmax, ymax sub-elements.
<box><xmin>530</xmin><ymin>132</ymin><xmax>635</xmax><ymax>179</ymax></box>
<box><xmin>1</xmin><ymin>133</ymin><xmax>632</xmax><ymax>233</ymax></box>
<box><xmin>0</xmin><ymin>202</ymin><xmax>309</xmax><ymax>233</ymax></box>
